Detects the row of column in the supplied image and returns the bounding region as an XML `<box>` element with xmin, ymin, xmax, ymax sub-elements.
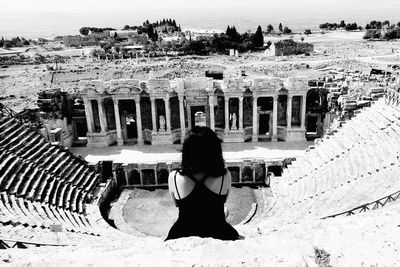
<box><xmin>222</xmin><ymin>96</ymin><xmax>244</xmax><ymax>132</ymax></box>
<box><xmin>286</xmin><ymin>95</ymin><xmax>306</xmax><ymax>130</ymax></box>
<box><xmin>83</xmin><ymin>94</ymin><xmax>307</xmax><ymax>144</ymax></box>
<box><xmin>84</xmin><ymin>96</ymin><xmax>186</xmax><ymax>145</ymax></box>
<box><xmin>252</xmin><ymin>95</ymin><xmax>307</xmax><ymax>141</ymax></box>
<box><xmin>83</xmin><ymin>97</ymin><xmax>108</xmax><ymax>135</ymax></box>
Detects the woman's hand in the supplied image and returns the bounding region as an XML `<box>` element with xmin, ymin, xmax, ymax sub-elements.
<box><xmin>224</xmin><ymin>206</ymin><xmax>229</xmax><ymax>219</ymax></box>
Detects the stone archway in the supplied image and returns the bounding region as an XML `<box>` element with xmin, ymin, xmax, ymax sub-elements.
<box><xmin>129</xmin><ymin>169</ymin><xmax>141</xmax><ymax>185</ymax></box>
<box><xmin>257</xmin><ymin>97</ymin><xmax>273</xmax><ymax>140</ymax></box>
<box><xmin>306</xmin><ymin>89</ymin><xmax>323</xmax><ymax>136</ymax></box>
<box><xmin>214</xmin><ymin>89</ymin><xmax>225</xmax><ymax>130</ymax></box>
<box><xmin>119</xmin><ymin>99</ymin><xmax>138</xmax><ymax>144</ymax></box>
<box><xmin>242</xmin><ymin>165</ymin><xmax>253</xmax><ymax>182</ymax></box>
<box><xmin>115</xmin><ymin>166</ymin><xmax>126</xmax><ymax>186</ymax></box>
<box><xmin>157</xmin><ymin>168</ymin><xmax>169</xmax><ymax>185</ymax></box>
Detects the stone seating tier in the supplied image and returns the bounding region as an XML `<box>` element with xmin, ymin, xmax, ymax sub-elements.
<box><xmin>0</xmin><ymin>110</ymin><xmax>103</xmax><ymax>242</ymax></box>
<box><xmin>267</xmin><ymin>94</ymin><xmax>400</xmax><ymax>222</ymax></box>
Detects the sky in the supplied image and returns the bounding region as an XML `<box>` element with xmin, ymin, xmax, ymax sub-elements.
<box><xmin>1</xmin><ymin>0</ymin><xmax>400</xmax><ymax>38</ymax></box>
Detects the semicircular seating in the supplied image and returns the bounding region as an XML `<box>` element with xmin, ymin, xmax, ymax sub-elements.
<box><xmin>266</xmin><ymin>89</ymin><xmax>400</xmax><ymax>222</ymax></box>
<box><xmin>0</xmin><ymin>107</ymin><xmax>104</xmax><ymax>245</ymax></box>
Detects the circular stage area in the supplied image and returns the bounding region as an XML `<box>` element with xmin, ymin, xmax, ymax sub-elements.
<box><xmin>111</xmin><ymin>187</ymin><xmax>264</xmax><ymax>237</ymax></box>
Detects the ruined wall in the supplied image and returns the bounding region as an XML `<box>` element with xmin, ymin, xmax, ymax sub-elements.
<box><xmin>63</xmin><ymin>35</ymin><xmax>82</xmax><ymax>47</ymax></box>
<box><xmin>272</xmin><ymin>40</ymin><xmax>314</xmax><ymax>56</ymax></box>
<box><xmin>37</xmin><ymin>89</ymin><xmax>74</xmax><ymax>147</ymax></box>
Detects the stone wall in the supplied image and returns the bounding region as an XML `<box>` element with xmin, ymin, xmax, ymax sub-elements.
<box><xmin>272</xmin><ymin>39</ymin><xmax>314</xmax><ymax>56</ymax></box>
<box><xmin>112</xmin><ymin>160</ymin><xmax>272</xmax><ymax>187</ymax></box>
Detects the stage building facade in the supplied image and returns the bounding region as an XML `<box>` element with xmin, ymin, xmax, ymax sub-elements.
<box><xmin>79</xmin><ymin>76</ymin><xmax>324</xmax><ymax>146</ymax></box>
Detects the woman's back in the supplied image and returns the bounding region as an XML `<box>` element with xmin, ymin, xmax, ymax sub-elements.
<box><xmin>165</xmin><ymin>126</ymin><xmax>239</xmax><ymax>241</ymax></box>
<box><xmin>165</xmin><ymin>170</ymin><xmax>239</xmax><ymax>241</ymax></box>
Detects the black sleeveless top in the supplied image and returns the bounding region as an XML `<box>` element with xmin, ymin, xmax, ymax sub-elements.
<box><xmin>165</xmin><ymin>171</ymin><xmax>239</xmax><ymax>241</ymax></box>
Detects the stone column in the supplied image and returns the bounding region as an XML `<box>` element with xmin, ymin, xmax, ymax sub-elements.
<box><xmin>187</xmin><ymin>105</ymin><xmax>192</xmax><ymax>130</ymax></box>
<box><xmin>164</xmin><ymin>97</ymin><xmax>171</xmax><ymax>132</ymax></box>
<box><xmin>83</xmin><ymin>98</ymin><xmax>93</xmax><ymax>134</ymax></box>
<box><xmin>301</xmin><ymin>94</ymin><xmax>307</xmax><ymax>129</ymax></box>
<box><xmin>239</xmin><ymin>96</ymin><xmax>244</xmax><ymax>131</ymax></box>
<box><xmin>224</xmin><ymin>97</ymin><xmax>229</xmax><ymax>132</ymax></box>
<box><xmin>272</xmin><ymin>95</ymin><xmax>278</xmax><ymax>141</ymax></box>
<box><xmin>135</xmin><ymin>97</ymin><xmax>143</xmax><ymax>144</ymax></box>
<box><xmin>123</xmin><ymin>165</ymin><xmax>130</xmax><ymax>185</ymax></box>
<box><xmin>112</xmin><ymin>97</ymin><xmax>123</xmax><ymax>146</ymax></box>
<box><xmin>150</xmin><ymin>97</ymin><xmax>157</xmax><ymax>133</ymax></box>
<box><xmin>209</xmin><ymin>95</ymin><xmax>215</xmax><ymax>131</ymax></box>
<box><xmin>179</xmin><ymin>96</ymin><xmax>186</xmax><ymax>140</ymax></box>
<box><xmin>252</xmin><ymin>96</ymin><xmax>258</xmax><ymax>142</ymax></box>
<box><xmin>287</xmin><ymin>95</ymin><xmax>292</xmax><ymax>130</ymax></box>
<box><xmin>97</xmin><ymin>98</ymin><xmax>107</xmax><ymax>133</ymax></box>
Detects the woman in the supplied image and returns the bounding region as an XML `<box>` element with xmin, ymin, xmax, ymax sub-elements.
<box><xmin>165</xmin><ymin>126</ymin><xmax>239</xmax><ymax>241</ymax></box>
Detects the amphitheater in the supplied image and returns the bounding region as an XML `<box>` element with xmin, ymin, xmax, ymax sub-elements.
<box><xmin>1</xmin><ymin>87</ymin><xmax>400</xmax><ymax>266</ymax></box>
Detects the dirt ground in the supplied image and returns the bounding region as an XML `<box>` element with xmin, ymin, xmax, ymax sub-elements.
<box><xmin>1</xmin><ymin>31</ymin><xmax>399</xmax><ymax>112</ymax></box>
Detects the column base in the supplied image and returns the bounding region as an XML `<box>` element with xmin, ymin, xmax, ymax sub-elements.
<box><xmin>152</xmin><ymin>131</ymin><xmax>172</xmax><ymax>145</ymax></box>
<box><xmin>117</xmin><ymin>138</ymin><xmax>124</xmax><ymax>146</ymax></box>
<box><xmin>271</xmin><ymin>135</ymin><xmax>278</xmax><ymax>142</ymax></box>
<box><xmin>224</xmin><ymin>130</ymin><xmax>244</xmax><ymax>142</ymax></box>
<box><xmin>137</xmin><ymin>140</ymin><xmax>144</xmax><ymax>145</ymax></box>
<box><xmin>286</xmin><ymin>128</ymin><xmax>307</xmax><ymax>142</ymax></box>
<box><xmin>252</xmin><ymin>135</ymin><xmax>258</xmax><ymax>142</ymax></box>
<box><xmin>87</xmin><ymin>130</ymin><xmax>117</xmax><ymax>147</ymax></box>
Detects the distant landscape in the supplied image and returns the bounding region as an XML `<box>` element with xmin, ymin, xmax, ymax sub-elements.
<box><xmin>1</xmin><ymin>5</ymin><xmax>400</xmax><ymax>39</ymax></box>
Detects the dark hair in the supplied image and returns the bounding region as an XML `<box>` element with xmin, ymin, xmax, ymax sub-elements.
<box><xmin>180</xmin><ymin>126</ymin><xmax>226</xmax><ymax>177</ymax></box>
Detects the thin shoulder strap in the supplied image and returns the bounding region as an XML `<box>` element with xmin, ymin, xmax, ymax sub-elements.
<box><xmin>219</xmin><ymin>174</ymin><xmax>225</xmax><ymax>195</ymax></box>
<box><xmin>174</xmin><ymin>171</ymin><xmax>181</xmax><ymax>200</ymax></box>
<box><xmin>186</xmin><ymin>174</ymin><xmax>200</xmax><ymax>184</ymax></box>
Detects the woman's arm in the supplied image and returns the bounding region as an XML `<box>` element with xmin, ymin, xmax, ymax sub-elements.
<box><xmin>168</xmin><ymin>170</ymin><xmax>178</xmax><ymax>207</ymax></box>
<box><xmin>224</xmin><ymin>169</ymin><xmax>232</xmax><ymax>202</ymax></box>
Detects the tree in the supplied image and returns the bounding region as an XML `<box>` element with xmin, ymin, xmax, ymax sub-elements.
<box><xmin>79</xmin><ymin>27</ymin><xmax>89</xmax><ymax>36</ymax></box>
<box><xmin>304</xmin><ymin>29</ymin><xmax>312</xmax><ymax>35</ymax></box>
<box><xmin>123</xmin><ymin>25</ymin><xmax>130</xmax><ymax>30</ymax></box>
<box><xmin>266</xmin><ymin>24</ymin><xmax>274</xmax><ymax>33</ymax></box>
<box><xmin>363</xmin><ymin>29</ymin><xmax>381</xmax><ymax>40</ymax></box>
<box><xmin>283</xmin><ymin>26</ymin><xmax>292</xmax><ymax>34</ymax></box>
<box><xmin>252</xmin><ymin>25</ymin><xmax>264</xmax><ymax>47</ymax></box>
<box><xmin>152</xmin><ymin>30</ymin><xmax>158</xmax><ymax>42</ymax></box>
<box><xmin>278</xmin><ymin>23</ymin><xmax>283</xmax><ymax>32</ymax></box>
<box><xmin>383</xmin><ymin>20</ymin><xmax>390</xmax><ymax>27</ymax></box>
<box><xmin>383</xmin><ymin>29</ymin><xmax>400</xmax><ymax>40</ymax></box>
<box><xmin>345</xmin><ymin>23</ymin><xmax>358</xmax><ymax>31</ymax></box>
<box><xmin>300</xmin><ymin>37</ymin><xmax>305</xmax><ymax>42</ymax></box>
<box><xmin>226</xmin><ymin>26</ymin><xmax>231</xmax><ymax>36</ymax></box>
<box><xmin>339</xmin><ymin>20</ymin><xmax>346</xmax><ymax>28</ymax></box>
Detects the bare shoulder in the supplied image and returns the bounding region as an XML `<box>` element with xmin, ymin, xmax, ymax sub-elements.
<box><xmin>168</xmin><ymin>170</ymin><xmax>179</xmax><ymax>189</ymax></box>
<box><xmin>224</xmin><ymin>169</ymin><xmax>232</xmax><ymax>183</ymax></box>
